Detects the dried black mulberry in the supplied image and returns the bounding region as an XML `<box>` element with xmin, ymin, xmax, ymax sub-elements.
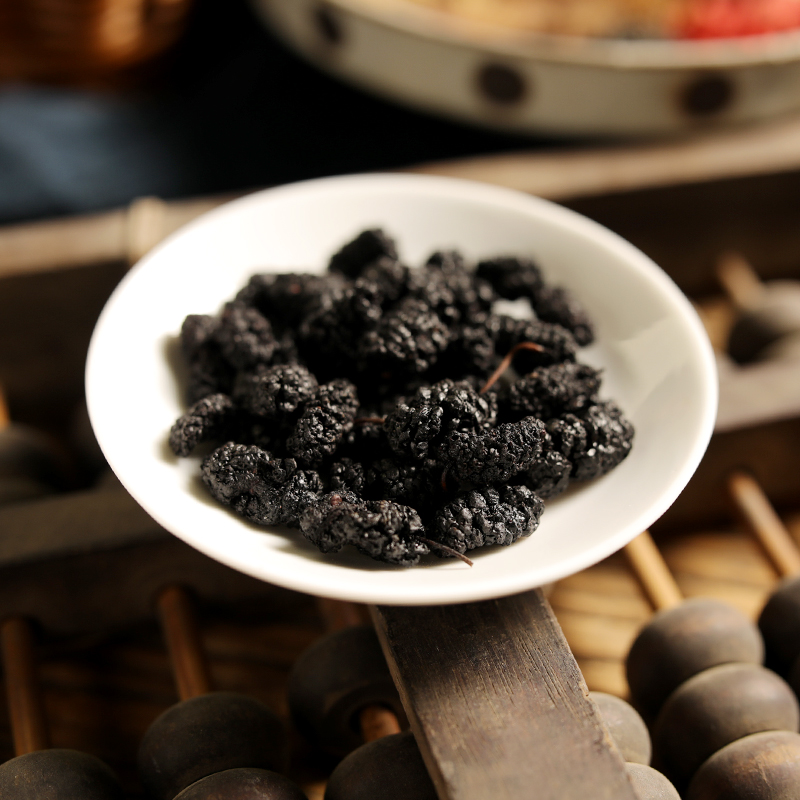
<box><xmin>214</xmin><ymin>301</ymin><xmax>277</xmax><ymax>371</ymax></box>
<box><xmin>502</xmin><ymin>362</ymin><xmax>602</xmax><ymax>421</ymax></box>
<box><xmin>287</xmin><ymin>379</ymin><xmax>360</xmax><ymax>466</ymax></box>
<box><xmin>476</xmin><ymin>255</ymin><xmax>544</xmax><ymax>300</ymax></box>
<box><xmin>431</xmin><ymin>485</ymin><xmax>544</xmax><ymax>554</ymax></box>
<box><xmin>490</xmin><ymin>315</ymin><xmax>578</xmax><ymax>372</ymax></box>
<box><xmin>299</xmin><ymin>493</ymin><xmax>429</xmax><ymax>566</ymax></box>
<box><xmin>234</xmin><ymin>364</ymin><xmax>318</xmax><ymax>418</ymax></box>
<box><xmin>530</xmin><ymin>284</ymin><xmax>595</xmax><ymax>347</ymax></box>
<box><xmin>548</xmin><ymin>401</ymin><xmax>634</xmax><ymax>481</ymax></box>
<box><xmin>519</xmin><ymin>433</ymin><xmax>573</xmax><ymax>499</ymax></box>
<box><xmin>436</xmin><ymin>416</ymin><xmax>546</xmax><ymax>486</ymax></box>
<box><xmin>384</xmin><ymin>379</ymin><xmax>497</xmax><ymax>460</ymax></box>
<box><xmin>358</xmin><ymin>297</ymin><xmax>451</xmax><ymax>376</ymax></box>
<box><xmin>169</xmin><ymin>394</ymin><xmax>238</xmax><ymax>457</ymax></box>
<box><xmin>328</xmin><ymin>229</ymin><xmax>399</xmax><ymax>279</ymax></box>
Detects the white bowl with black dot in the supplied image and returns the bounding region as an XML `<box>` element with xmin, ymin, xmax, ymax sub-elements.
<box><xmin>250</xmin><ymin>0</ymin><xmax>800</xmax><ymax>136</ymax></box>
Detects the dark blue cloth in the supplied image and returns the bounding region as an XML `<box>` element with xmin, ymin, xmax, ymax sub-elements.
<box><xmin>0</xmin><ymin>0</ymin><xmax>565</xmax><ymax>224</ymax></box>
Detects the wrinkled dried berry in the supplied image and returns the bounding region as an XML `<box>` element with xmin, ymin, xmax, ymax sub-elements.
<box><xmin>359</xmin><ymin>297</ymin><xmax>451</xmax><ymax>375</ymax></box>
<box><xmin>476</xmin><ymin>256</ymin><xmax>544</xmax><ymax>300</ymax></box>
<box><xmin>548</xmin><ymin>401</ymin><xmax>634</xmax><ymax>481</ymax></box>
<box><xmin>169</xmin><ymin>393</ymin><xmax>238</xmax><ymax>457</ymax></box>
<box><xmin>180</xmin><ymin>315</ymin><xmax>235</xmax><ymax>403</ymax></box>
<box><xmin>234</xmin><ymin>364</ymin><xmax>318</xmax><ymax>418</ymax></box>
<box><xmin>519</xmin><ymin>434</ymin><xmax>573</xmax><ymax>499</ymax></box>
<box><xmin>287</xmin><ymin>380</ymin><xmax>360</xmax><ymax>466</ymax></box>
<box><xmin>490</xmin><ymin>315</ymin><xmax>578</xmax><ymax>372</ymax></box>
<box><xmin>407</xmin><ymin>259</ymin><xmax>495</xmax><ymax>325</ymax></box>
<box><xmin>280</xmin><ymin>470</ymin><xmax>325</xmax><ymax>527</ymax></box>
<box><xmin>385</xmin><ymin>379</ymin><xmax>497</xmax><ymax>460</ymax></box>
<box><xmin>502</xmin><ymin>362</ymin><xmax>602</xmax><ymax>421</ymax></box>
<box><xmin>214</xmin><ymin>301</ymin><xmax>277</xmax><ymax>370</ymax></box>
<box><xmin>328</xmin><ymin>229</ymin><xmax>399</xmax><ymax>279</ymax></box>
<box><xmin>531</xmin><ymin>285</ymin><xmax>595</xmax><ymax>346</ymax></box>
<box><xmin>431</xmin><ymin>485</ymin><xmax>544</xmax><ymax>554</ymax></box>
<box><xmin>436</xmin><ymin>416</ymin><xmax>546</xmax><ymax>486</ymax></box>
<box><xmin>300</xmin><ymin>493</ymin><xmax>428</xmax><ymax>566</ymax></box>
<box><xmin>236</xmin><ymin>272</ymin><xmax>346</xmax><ymax>331</ymax></box>
<box><xmin>364</xmin><ymin>457</ymin><xmax>444</xmax><ymax>509</ymax></box>
<box><xmin>328</xmin><ymin>458</ymin><xmax>367</xmax><ymax>495</ymax></box>
<box><xmin>201</xmin><ymin>442</ymin><xmax>322</xmax><ymax>526</ymax></box>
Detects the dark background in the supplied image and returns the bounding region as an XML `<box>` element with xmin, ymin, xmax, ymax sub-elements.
<box><xmin>0</xmin><ymin>0</ymin><xmax>573</xmax><ymax>225</ymax></box>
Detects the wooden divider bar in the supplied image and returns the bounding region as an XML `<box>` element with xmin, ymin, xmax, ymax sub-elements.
<box><xmin>373</xmin><ymin>589</ymin><xmax>637</xmax><ymax>800</ymax></box>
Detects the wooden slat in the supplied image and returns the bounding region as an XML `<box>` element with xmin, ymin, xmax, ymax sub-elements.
<box><xmin>372</xmin><ymin>590</ymin><xmax>637</xmax><ymax>800</ymax></box>
<box><xmin>409</xmin><ymin>113</ymin><xmax>800</xmax><ymax>201</ymax></box>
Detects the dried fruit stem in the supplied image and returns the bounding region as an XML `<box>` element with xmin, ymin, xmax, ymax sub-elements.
<box><xmin>479</xmin><ymin>341</ymin><xmax>545</xmax><ymax>394</ymax></box>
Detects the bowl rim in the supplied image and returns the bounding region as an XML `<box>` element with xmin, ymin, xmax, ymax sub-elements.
<box><xmin>322</xmin><ymin>0</ymin><xmax>800</xmax><ymax>69</ymax></box>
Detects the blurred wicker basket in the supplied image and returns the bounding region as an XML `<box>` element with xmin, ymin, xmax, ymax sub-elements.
<box><xmin>0</xmin><ymin>0</ymin><xmax>196</xmax><ymax>87</ymax></box>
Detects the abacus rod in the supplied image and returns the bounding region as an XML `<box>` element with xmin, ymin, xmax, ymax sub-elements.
<box><xmin>715</xmin><ymin>251</ymin><xmax>764</xmax><ymax>310</ymax></box>
<box><xmin>726</xmin><ymin>470</ymin><xmax>800</xmax><ymax>578</ymax></box>
<box><xmin>624</xmin><ymin>530</ymin><xmax>684</xmax><ymax>611</ymax></box>
<box><xmin>316</xmin><ymin>597</ymin><xmax>368</xmax><ymax>633</ymax></box>
<box><xmin>359</xmin><ymin>704</ymin><xmax>402</xmax><ymax>743</ymax></box>
<box><xmin>156</xmin><ymin>585</ymin><xmax>214</xmax><ymax>702</ymax></box>
<box><xmin>0</xmin><ymin>617</ymin><xmax>50</xmax><ymax>755</ymax></box>
<box><xmin>315</xmin><ymin>597</ymin><xmax>403</xmax><ymax>743</ymax></box>
<box><xmin>0</xmin><ymin>386</ymin><xmax>9</xmax><ymax>430</ymax></box>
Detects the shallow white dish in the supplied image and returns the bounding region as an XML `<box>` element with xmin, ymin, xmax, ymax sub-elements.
<box><xmin>251</xmin><ymin>0</ymin><xmax>800</xmax><ymax>136</ymax></box>
<box><xmin>86</xmin><ymin>172</ymin><xmax>716</xmax><ymax>606</ymax></box>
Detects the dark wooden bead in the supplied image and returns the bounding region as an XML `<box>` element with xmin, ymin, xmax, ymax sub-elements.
<box><xmin>686</xmin><ymin>730</ymin><xmax>800</xmax><ymax>800</ymax></box>
<box><xmin>625</xmin><ymin>763</ymin><xmax>680</xmax><ymax>799</ymax></box>
<box><xmin>0</xmin><ymin>748</ymin><xmax>124</xmax><ymax>799</ymax></box>
<box><xmin>0</xmin><ymin>424</ymin><xmax>72</xmax><ymax>503</ymax></box>
<box><xmin>287</xmin><ymin>625</ymin><xmax>404</xmax><ymax>756</ymax></box>
<box><xmin>652</xmin><ymin>663</ymin><xmax>800</xmax><ymax>790</ymax></box>
<box><xmin>591</xmin><ymin>691</ymin><xmax>651</xmax><ymax>765</ymax></box>
<box><xmin>789</xmin><ymin>652</ymin><xmax>800</xmax><ymax>698</ymax></box>
<box><xmin>758</xmin><ymin>575</ymin><xmax>800</xmax><ymax>676</ymax></box>
<box><xmin>324</xmin><ymin>731</ymin><xmax>437</xmax><ymax>800</ymax></box>
<box><xmin>174</xmin><ymin>768</ymin><xmax>308</xmax><ymax>799</ymax></box>
<box><xmin>137</xmin><ymin>691</ymin><xmax>286</xmax><ymax>800</ymax></box>
<box><xmin>626</xmin><ymin>598</ymin><xmax>764</xmax><ymax>720</ymax></box>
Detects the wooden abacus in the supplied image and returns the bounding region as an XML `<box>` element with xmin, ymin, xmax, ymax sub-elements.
<box><xmin>3</xmin><ymin>123</ymin><xmax>800</xmax><ymax>799</ymax></box>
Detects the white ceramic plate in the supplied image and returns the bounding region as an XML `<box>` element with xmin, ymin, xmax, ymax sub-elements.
<box><xmin>251</xmin><ymin>0</ymin><xmax>800</xmax><ymax>136</ymax></box>
<box><xmin>86</xmin><ymin>173</ymin><xmax>716</xmax><ymax>606</ymax></box>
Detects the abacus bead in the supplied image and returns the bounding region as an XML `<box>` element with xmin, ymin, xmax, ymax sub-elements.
<box><xmin>288</xmin><ymin>625</ymin><xmax>403</xmax><ymax>756</ymax></box>
<box><xmin>652</xmin><ymin>663</ymin><xmax>800</xmax><ymax>789</ymax></box>
<box><xmin>0</xmin><ymin>424</ymin><xmax>70</xmax><ymax>503</ymax></box>
<box><xmin>788</xmin><ymin>653</ymin><xmax>800</xmax><ymax>697</ymax></box>
<box><xmin>0</xmin><ymin>748</ymin><xmax>124</xmax><ymax>799</ymax></box>
<box><xmin>324</xmin><ymin>731</ymin><xmax>437</xmax><ymax>800</ymax></box>
<box><xmin>758</xmin><ymin>575</ymin><xmax>800</xmax><ymax>675</ymax></box>
<box><xmin>686</xmin><ymin>730</ymin><xmax>800</xmax><ymax>800</ymax></box>
<box><xmin>137</xmin><ymin>691</ymin><xmax>286</xmax><ymax>800</ymax></box>
<box><xmin>626</xmin><ymin>764</ymin><xmax>681</xmax><ymax>800</ymax></box>
<box><xmin>591</xmin><ymin>691</ymin><xmax>651</xmax><ymax>765</ymax></box>
<box><xmin>626</xmin><ymin>598</ymin><xmax>764</xmax><ymax>719</ymax></box>
<box><xmin>174</xmin><ymin>768</ymin><xmax>308</xmax><ymax>799</ymax></box>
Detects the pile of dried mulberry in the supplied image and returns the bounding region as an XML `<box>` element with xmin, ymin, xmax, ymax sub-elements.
<box><xmin>168</xmin><ymin>229</ymin><xmax>634</xmax><ymax>566</ymax></box>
